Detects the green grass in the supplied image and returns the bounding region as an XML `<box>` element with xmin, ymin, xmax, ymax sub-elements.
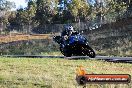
<box><xmin>0</xmin><ymin>57</ymin><xmax>132</xmax><ymax>88</ymax></box>
<box><xmin>41</xmin><ymin>51</ymin><xmax>62</xmax><ymax>56</ymax></box>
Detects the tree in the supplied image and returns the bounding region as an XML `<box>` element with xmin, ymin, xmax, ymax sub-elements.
<box><xmin>35</xmin><ymin>0</ymin><xmax>57</xmax><ymax>24</ymax></box>
<box><xmin>0</xmin><ymin>0</ymin><xmax>15</xmax><ymax>34</ymax></box>
<box><xmin>118</xmin><ymin>0</ymin><xmax>132</xmax><ymax>18</ymax></box>
<box><xmin>8</xmin><ymin>0</ymin><xmax>37</xmax><ymax>33</ymax></box>
<box><xmin>0</xmin><ymin>0</ymin><xmax>15</xmax><ymax>11</ymax></box>
<box><xmin>57</xmin><ymin>0</ymin><xmax>90</xmax><ymax>23</ymax></box>
<box><xmin>25</xmin><ymin>0</ymin><xmax>37</xmax><ymax>33</ymax></box>
<box><xmin>89</xmin><ymin>0</ymin><xmax>127</xmax><ymax>24</ymax></box>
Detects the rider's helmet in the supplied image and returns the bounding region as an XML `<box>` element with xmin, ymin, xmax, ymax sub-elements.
<box><xmin>64</xmin><ymin>25</ymin><xmax>73</xmax><ymax>31</ymax></box>
<box><xmin>66</xmin><ymin>25</ymin><xmax>74</xmax><ymax>36</ymax></box>
<box><xmin>63</xmin><ymin>25</ymin><xmax>74</xmax><ymax>36</ymax></box>
<box><xmin>68</xmin><ymin>26</ymin><xmax>74</xmax><ymax>31</ymax></box>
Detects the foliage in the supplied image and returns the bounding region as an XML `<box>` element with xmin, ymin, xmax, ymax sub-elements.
<box><xmin>35</xmin><ymin>0</ymin><xmax>57</xmax><ymax>24</ymax></box>
<box><xmin>0</xmin><ymin>0</ymin><xmax>132</xmax><ymax>33</ymax></box>
<box><xmin>67</xmin><ymin>0</ymin><xmax>90</xmax><ymax>22</ymax></box>
<box><xmin>0</xmin><ymin>0</ymin><xmax>15</xmax><ymax>11</ymax></box>
<box><xmin>8</xmin><ymin>0</ymin><xmax>37</xmax><ymax>32</ymax></box>
<box><xmin>0</xmin><ymin>0</ymin><xmax>15</xmax><ymax>34</ymax></box>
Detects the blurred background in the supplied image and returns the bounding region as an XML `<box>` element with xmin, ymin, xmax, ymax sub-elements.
<box><xmin>0</xmin><ymin>0</ymin><xmax>132</xmax><ymax>56</ymax></box>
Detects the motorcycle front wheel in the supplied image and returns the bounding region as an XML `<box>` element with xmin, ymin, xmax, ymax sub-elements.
<box><xmin>82</xmin><ymin>45</ymin><xmax>96</xmax><ymax>58</ymax></box>
<box><xmin>60</xmin><ymin>46</ymin><xmax>72</xmax><ymax>57</ymax></box>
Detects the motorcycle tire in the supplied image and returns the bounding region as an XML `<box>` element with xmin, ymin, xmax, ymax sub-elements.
<box><xmin>60</xmin><ymin>47</ymin><xmax>72</xmax><ymax>57</ymax></box>
<box><xmin>82</xmin><ymin>45</ymin><xmax>96</xmax><ymax>58</ymax></box>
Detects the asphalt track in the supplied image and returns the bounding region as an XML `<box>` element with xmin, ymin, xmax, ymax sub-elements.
<box><xmin>2</xmin><ymin>55</ymin><xmax>132</xmax><ymax>63</ymax></box>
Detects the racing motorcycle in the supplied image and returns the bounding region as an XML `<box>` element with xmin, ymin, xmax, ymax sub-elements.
<box><xmin>53</xmin><ymin>32</ymin><xmax>96</xmax><ymax>58</ymax></box>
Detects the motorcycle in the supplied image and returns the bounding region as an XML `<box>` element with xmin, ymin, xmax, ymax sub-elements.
<box><xmin>53</xmin><ymin>32</ymin><xmax>96</xmax><ymax>58</ymax></box>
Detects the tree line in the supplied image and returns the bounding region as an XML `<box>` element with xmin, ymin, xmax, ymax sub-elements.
<box><xmin>0</xmin><ymin>0</ymin><xmax>132</xmax><ymax>34</ymax></box>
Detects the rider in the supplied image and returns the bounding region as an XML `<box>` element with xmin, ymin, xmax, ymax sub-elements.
<box><xmin>61</xmin><ymin>25</ymin><xmax>75</xmax><ymax>40</ymax></box>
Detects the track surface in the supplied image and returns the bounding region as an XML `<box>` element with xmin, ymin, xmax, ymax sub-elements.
<box><xmin>2</xmin><ymin>55</ymin><xmax>132</xmax><ymax>63</ymax></box>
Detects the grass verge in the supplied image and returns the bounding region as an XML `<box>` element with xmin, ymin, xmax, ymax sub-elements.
<box><xmin>0</xmin><ymin>57</ymin><xmax>132</xmax><ymax>88</ymax></box>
